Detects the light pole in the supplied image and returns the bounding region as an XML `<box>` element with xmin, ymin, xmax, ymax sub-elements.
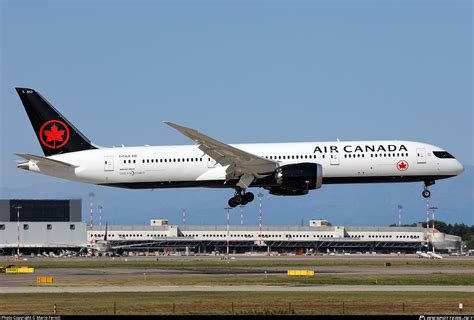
<box><xmin>429</xmin><ymin>206</ymin><xmax>438</xmax><ymax>253</ymax></box>
<box><xmin>225</xmin><ymin>207</ymin><xmax>232</xmax><ymax>256</ymax></box>
<box><xmin>397</xmin><ymin>205</ymin><xmax>403</xmax><ymax>227</ymax></box>
<box><xmin>182</xmin><ymin>209</ymin><xmax>186</xmax><ymax>226</ymax></box>
<box><xmin>98</xmin><ymin>205</ymin><xmax>103</xmax><ymax>228</ymax></box>
<box><xmin>88</xmin><ymin>192</ymin><xmax>95</xmax><ymax>252</ymax></box>
<box><xmin>424</xmin><ymin>198</ymin><xmax>430</xmax><ymax>248</ymax></box>
<box><xmin>240</xmin><ymin>205</ymin><xmax>244</xmax><ymax>226</ymax></box>
<box><xmin>88</xmin><ymin>192</ymin><xmax>95</xmax><ymax>229</ymax></box>
<box><xmin>14</xmin><ymin>205</ymin><xmax>22</xmax><ymax>257</ymax></box>
<box><xmin>258</xmin><ymin>193</ymin><xmax>264</xmax><ymax>238</ymax></box>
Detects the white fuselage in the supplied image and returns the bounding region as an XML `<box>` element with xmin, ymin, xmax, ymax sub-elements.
<box><xmin>22</xmin><ymin>140</ymin><xmax>463</xmax><ymax>190</ymax></box>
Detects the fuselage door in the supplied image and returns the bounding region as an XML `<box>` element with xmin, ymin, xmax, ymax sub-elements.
<box><xmin>416</xmin><ymin>148</ymin><xmax>426</xmax><ymax>164</ymax></box>
<box><xmin>104</xmin><ymin>156</ymin><xmax>114</xmax><ymax>171</ymax></box>
<box><xmin>330</xmin><ymin>153</ymin><xmax>340</xmax><ymax>165</ymax></box>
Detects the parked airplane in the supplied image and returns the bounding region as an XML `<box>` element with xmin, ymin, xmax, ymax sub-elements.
<box><xmin>15</xmin><ymin>88</ymin><xmax>464</xmax><ymax>207</ymax></box>
<box><xmin>427</xmin><ymin>251</ymin><xmax>444</xmax><ymax>260</ymax></box>
<box><xmin>416</xmin><ymin>251</ymin><xmax>443</xmax><ymax>260</ymax></box>
<box><xmin>87</xmin><ymin>223</ymin><xmax>164</xmax><ymax>256</ymax></box>
<box><xmin>416</xmin><ymin>251</ymin><xmax>431</xmax><ymax>259</ymax></box>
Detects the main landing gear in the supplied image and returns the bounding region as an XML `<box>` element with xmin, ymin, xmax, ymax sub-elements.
<box><xmin>228</xmin><ymin>190</ymin><xmax>255</xmax><ymax>208</ymax></box>
<box><xmin>422</xmin><ymin>181</ymin><xmax>434</xmax><ymax>198</ymax></box>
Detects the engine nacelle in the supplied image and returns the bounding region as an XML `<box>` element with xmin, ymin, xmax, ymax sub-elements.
<box><xmin>273</xmin><ymin>163</ymin><xmax>323</xmax><ymax>194</ymax></box>
<box><xmin>269</xmin><ymin>187</ymin><xmax>309</xmax><ymax>196</ymax></box>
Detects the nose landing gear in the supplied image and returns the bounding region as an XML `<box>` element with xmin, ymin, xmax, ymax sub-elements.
<box><xmin>228</xmin><ymin>190</ymin><xmax>255</xmax><ymax>208</ymax></box>
<box><xmin>422</xmin><ymin>181</ymin><xmax>435</xmax><ymax>198</ymax></box>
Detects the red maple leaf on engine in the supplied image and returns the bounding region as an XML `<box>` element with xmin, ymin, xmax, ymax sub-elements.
<box><xmin>44</xmin><ymin>124</ymin><xmax>65</xmax><ymax>144</ymax></box>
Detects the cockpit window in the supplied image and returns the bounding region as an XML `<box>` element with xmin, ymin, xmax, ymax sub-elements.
<box><xmin>433</xmin><ymin>151</ymin><xmax>454</xmax><ymax>159</ymax></box>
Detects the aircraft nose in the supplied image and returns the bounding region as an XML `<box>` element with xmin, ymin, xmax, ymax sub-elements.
<box><xmin>454</xmin><ymin>160</ymin><xmax>464</xmax><ymax>175</ymax></box>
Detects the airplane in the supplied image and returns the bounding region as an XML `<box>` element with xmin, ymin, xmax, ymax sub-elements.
<box><xmin>14</xmin><ymin>88</ymin><xmax>464</xmax><ymax>207</ymax></box>
<box><xmin>427</xmin><ymin>251</ymin><xmax>443</xmax><ymax>260</ymax></box>
<box><xmin>416</xmin><ymin>251</ymin><xmax>431</xmax><ymax>259</ymax></box>
<box><xmin>86</xmin><ymin>223</ymin><xmax>165</xmax><ymax>256</ymax></box>
<box><xmin>416</xmin><ymin>251</ymin><xmax>443</xmax><ymax>260</ymax></box>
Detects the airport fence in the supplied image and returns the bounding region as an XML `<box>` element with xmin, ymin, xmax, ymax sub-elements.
<box><xmin>39</xmin><ymin>300</ymin><xmax>471</xmax><ymax>315</ymax></box>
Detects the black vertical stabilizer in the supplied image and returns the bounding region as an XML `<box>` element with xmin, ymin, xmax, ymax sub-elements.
<box><xmin>104</xmin><ymin>223</ymin><xmax>108</xmax><ymax>241</ymax></box>
<box><xmin>15</xmin><ymin>88</ymin><xmax>97</xmax><ymax>156</ymax></box>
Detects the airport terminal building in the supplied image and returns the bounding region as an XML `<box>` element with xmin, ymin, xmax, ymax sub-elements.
<box><xmin>88</xmin><ymin>218</ymin><xmax>461</xmax><ymax>254</ymax></box>
<box><xmin>0</xmin><ymin>199</ymin><xmax>462</xmax><ymax>255</ymax></box>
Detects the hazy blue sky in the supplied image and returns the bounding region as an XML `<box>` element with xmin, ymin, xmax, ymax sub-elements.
<box><xmin>1</xmin><ymin>0</ymin><xmax>472</xmax><ymax>226</ymax></box>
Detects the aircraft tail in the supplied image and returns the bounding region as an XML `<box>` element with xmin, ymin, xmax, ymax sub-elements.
<box><xmin>15</xmin><ymin>88</ymin><xmax>97</xmax><ymax>156</ymax></box>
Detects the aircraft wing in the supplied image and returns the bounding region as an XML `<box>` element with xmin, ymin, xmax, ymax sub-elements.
<box><xmin>110</xmin><ymin>241</ymin><xmax>166</xmax><ymax>250</ymax></box>
<box><xmin>164</xmin><ymin>122</ymin><xmax>278</xmax><ymax>187</ymax></box>
<box><xmin>16</xmin><ymin>153</ymin><xmax>78</xmax><ymax>168</ymax></box>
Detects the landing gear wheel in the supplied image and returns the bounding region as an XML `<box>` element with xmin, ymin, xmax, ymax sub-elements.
<box><xmin>234</xmin><ymin>194</ymin><xmax>243</xmax><ymax>205</ymax></box>
<box><xmin>228</xmin><ymin>197</ymin><xmax>238</xmax><ymax>208</ymax></box>
<box><xmin>244</xmin><ymin>192</ymin><xmax>254</xmax><ymax>203</ymax></box>
<box><xmin>422</xmin><ymin>189</ymin><xmax>431</xmax><ymax>198</ymax></box>
<box><xmin>228</xmin><ymin>190</ymin><xmax>255</xmax><ymax>207</ymax></box>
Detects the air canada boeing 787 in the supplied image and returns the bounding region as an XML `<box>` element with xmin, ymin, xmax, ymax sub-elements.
<box><xmin>15</xmin><ymin>88</ymin><xmax>464</xmax><ymax>207</ymax></box>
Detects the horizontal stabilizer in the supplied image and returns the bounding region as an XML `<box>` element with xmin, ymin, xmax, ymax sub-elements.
<box><xmin>15</xmin><ymin>153</ymin><xmax>78</xmax><ymax>168</ymax></box>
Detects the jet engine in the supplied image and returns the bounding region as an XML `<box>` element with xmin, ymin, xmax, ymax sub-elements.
<box><xmin>269</xmin><ymin>163</ymin><xmax>323</xmax><ymax>196</ymax></box>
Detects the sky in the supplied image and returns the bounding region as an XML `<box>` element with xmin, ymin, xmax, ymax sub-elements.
<box><xmin>1</xmin><ymin>0</ymin><xmax>472</xmax><ymax>226</ymax></box>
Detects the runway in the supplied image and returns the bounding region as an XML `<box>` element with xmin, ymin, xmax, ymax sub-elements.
<box><xmin>1</xmin><ymin>285</ymin><xmax>473</xmax><ymax>293</ymax></box>
<box><xmin>1</xmin><ymin>265</ymin><xmax>472</xmax><ymax>287</ymax></box>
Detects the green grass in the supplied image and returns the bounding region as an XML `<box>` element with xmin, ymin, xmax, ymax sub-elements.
<box><xmin>4</xmin><ymin>257</ymin><xmax>474</xmax><ymax>269</ymax></box>
<box><xmin>55</xmin><ymin>273</ymin><xmax>474</xmax><ymax>287</ymax></box>
<box><xmin>1</xmin><ymin>291</ymin><xmax>472</xmax><ymax>315</ymax></box>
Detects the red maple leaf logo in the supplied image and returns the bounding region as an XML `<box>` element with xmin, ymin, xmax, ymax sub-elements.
<box><xmin>44</xmin><ymin>124</ymin><xmax>65</xmax><ymax>145</ymax></box>
<box><xmin>39</xmin><ymin>120</ymin><xmax>70</xmax><ymax>149</ymax></box>
<box><xmin>397</xmin><ymin>160</ymin><xmax>409</xmax><ymax>171</ymax></box>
